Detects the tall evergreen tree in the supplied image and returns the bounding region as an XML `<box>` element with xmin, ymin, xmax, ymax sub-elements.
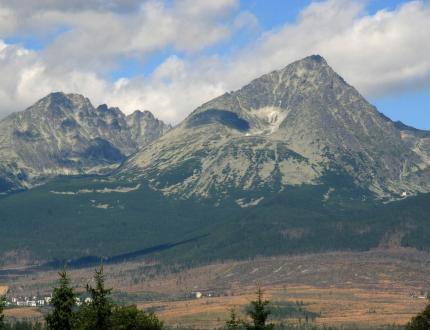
<box><xmin>83</xmin><ymin>266</ymin><xmax>113</xmax><ymax>330</ymax></box>
<box><xmin>226</xmin><ymin>308</ymin><xmax>242</xmax><ymax>330</ymax></box>
<box><xmin>244</xmin><ymin>288</ymin><xmax>274</xmax><ymax>330</ymax></box>
<box><xmin>45</xmin><ymin>271</ymin><xmax>76</xmax><ymax>330</ymax></box>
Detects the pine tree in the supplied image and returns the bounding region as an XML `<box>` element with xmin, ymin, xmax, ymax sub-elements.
<box><xmin>46</xmin><ymin>270</ymin><xmax>76</xmax><ymax>330</ymax></box>
<box><xmin>244</xmin><ymin>288</ymin><xmax>274</xmax><ymax>330</ymax></box>
<box><xmin>226</xmin><ymin>308</ymin><xmax>242</xmax><ymax>330</ymax></box>
<box><xmin>83</xmin><ymin>266</ymin><xmax>113</xmax><ymax>330</ymax></box>
<box><xmin>0</xmin><ymin>295</ymin><xmax>6</xmax><ymax>329</ymax></box>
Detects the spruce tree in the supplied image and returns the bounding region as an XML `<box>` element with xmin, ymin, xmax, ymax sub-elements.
<box><xmin>46</xmin><ymin>270</ymin><xmax>76</xmax><ymax>330</ymax></box>
<box><xmin>83</xmin><ymin>266</ymin><xmax>113</xmax><ymax>330</ymax></box>
<box><xmin>226</xmin><ymin>308</ymin><xmax>242</xmax><ymax>330</ymax></box>
<box><xmin>244</xmin><ymin>288</ymin><xmax>274</xmax><ymax>330</ymax></box>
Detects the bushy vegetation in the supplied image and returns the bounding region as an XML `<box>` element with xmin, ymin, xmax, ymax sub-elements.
<box><xmin>270</xmin><ymin>301</ymin><xmax>318</xmax><ymax>323</ymax></box>
<box><xmin>1</xmin><ymin>296</ymin><xmax>5</xmax><ymax>329</ymax></box>
<box><xmin>224</xmin><ymin>290</ymin><xmax>404</xmax><ymax>330</ymax></box>
<box><xmin>2</xmin><ymin>321</ymin><xmax>44</xmax><ymax>330</ymax></box>
<box><xmin>1</xmin><ymin>271</ymin><xmax>418</xmax><ymax>330</ymax></box>
<box><xmin>1</xmin><ymin>267</ymin><xmax>163</xmax><ymax>330</ymax></box>
<box><xmin>271</xmin><ymin>325</ymin><xmax>402</xmax><ymax>330</ymax></box>
<box><xmin>406</xmin><ymin>298</ymin><xmax>430</xmax><ymax>330</ymax></box>
<box><xmin>226</xmin><ymin>288</ymin><xmax>275</xmax><ymax>330</ymax></box>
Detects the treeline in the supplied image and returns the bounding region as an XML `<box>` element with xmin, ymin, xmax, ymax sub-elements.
<box><xmin>0</xmin><ymin>267</ymin><xmax>162</xmax><ymax>330</ymax></box>
<box><xmin>2</xmin><ymin>268</ymin><xmax>430</xmax><ymax>330</ymax></box>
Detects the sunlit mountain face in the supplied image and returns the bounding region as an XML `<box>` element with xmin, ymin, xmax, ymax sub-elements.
<box><xmin>1</xmin><ymin>56</ymin><xmax>430</xmax><ymax>266</ymax></box>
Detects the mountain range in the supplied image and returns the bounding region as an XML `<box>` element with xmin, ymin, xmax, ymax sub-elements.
<box><xmin>120</xmin><ymin>55</ymin><xmax>430</xmax><ymax>201</ymax></box>
<box><xmin>1</xmin><ymin>55</ymin><xmax>430</xmax><ymax>267</ymax></box>
<box><xmin>0</xmin><ymin>92</ymin><xmax>170</xmax><ymax>192</ymax></box>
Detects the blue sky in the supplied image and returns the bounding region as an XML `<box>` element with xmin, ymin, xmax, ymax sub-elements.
<box><xmin>237</xmin><ymin>0</ymin><xmax>429</xmax><ymax>129</ymax></box>
<box><xmin>0</xmin><ymin>0</ymin><xmax>428</xmax><ymax>127</ymax></box>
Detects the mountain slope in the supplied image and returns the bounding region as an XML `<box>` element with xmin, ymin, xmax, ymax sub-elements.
<box><xmin>1</xmin><ymin>172</ymin><xmax>430</xmax><ymax>266</ymax></box>
<box><xmin>2</xmin><ymin>56</ymin><xmax>430</xmax><ymax>266</ymax></box>
<box><xmin>120</xmin><ymin>55</ymin><xmax>430</xmax><ymax>200</ymax></box>
<box><xmin>0</xmin><ymin>92</ymin><xmax>170</xmax><ymax>192</ymax></box>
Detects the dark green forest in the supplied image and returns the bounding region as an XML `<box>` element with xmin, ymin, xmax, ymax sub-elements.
<box><xmin>0</xmin><ymin>171</ymin><xmax>430</xmax><ymax>267</ymax></box>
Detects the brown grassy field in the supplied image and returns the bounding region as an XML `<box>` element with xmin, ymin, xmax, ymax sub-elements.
<box><xmin>0</xmin><ymin>286</ymin><xmax>7</xmax><ymax>295</ymax></box>
<box><xmin>1</xmin><ymin>249</ymin><xmax>429</xmax><ymax>328</ymax></box>
<box><xmin>3</xmin><ymin>308</ymin><xmax>43</xmax><ymax>319</ymax></box>
<box><xmin>137</xmin><ymin>283</ymin><xmax>426</xmax><ymax>328</ymax></box>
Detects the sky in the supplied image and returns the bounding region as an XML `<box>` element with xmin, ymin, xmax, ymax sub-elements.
<box><xmin>0</xmin><ymin>0</ymin><xmax>429</xmax><ymax>128</ymax></box>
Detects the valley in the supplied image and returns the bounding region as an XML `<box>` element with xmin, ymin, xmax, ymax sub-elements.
<box><xmin>1</xmin><ymin>250</ymin><xmax>430</xmax><ymax>328</ymax></box>
<box><xmin>0</xmin><ymin>56</ymin><xmax>430</xmax><ymax>329</ymax></box>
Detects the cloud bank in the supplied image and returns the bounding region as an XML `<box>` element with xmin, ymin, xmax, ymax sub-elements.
<box><xmin>0</xmin><ymin>0</ymin><xmax>429</xmax><ymax>124</ymax></box>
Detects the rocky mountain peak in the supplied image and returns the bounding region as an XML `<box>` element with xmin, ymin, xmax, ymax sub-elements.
<box><xmin>0</xmin><ymin>93</ymin><xmax>171</xmax><ymax>192</ymax></box>
<box><xmin>184</xmin><ymin>54</ymin><xmax>351</xmax><ymax>135</ymax></box>
<box><xmin>126</xmin><ymin>110</ymin><xmax>171</xmax><ymax>148</ymax></box>
<box><xmin>123</xmin><ymin>55</ymin><xmax>430</xmax><ymax>200</ymax></box>
<box><xmin>129</xmin><ymin>110</ymin><xmax>155</xmax><ymax>119</ymax></box>
<box><xmin>279</xmin><ymin>54</ymin><xmax>330</xmax><ymax>75</ymax></box>
<box><xmin>34</xmin><ymin>92</ymin><xmax>91</xmax><ymax>113</ymax></box>
<box><xmin>291</xmin><ymin>54</ymin><xmax>328</xmax><ymax>66</ymax></box>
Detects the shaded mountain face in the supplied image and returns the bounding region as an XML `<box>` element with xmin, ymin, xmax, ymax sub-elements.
<box><xmin>121</xmin><ymin>55</ymin><xmax>430</xmax><ymax>201</ymax></box>
<box><xmin>2</xmin><ymin>56</ymin><xmax>430</xmax><ymax>265</ymax></box>
<box><xmin>0</xmin><ymin>92</ymin><xmax>170</xmax><ymax>192</ymax></box>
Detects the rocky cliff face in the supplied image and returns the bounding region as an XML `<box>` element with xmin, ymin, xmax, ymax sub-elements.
<box><xmin>0</xmin><ymin>92</ymin><xmax>170</xmax><ymax>192</ymax></box>
<box><xmin>120</xmin><ymin>55</ymin><xmax>430</xmax><ymax>200</ymax></box>
<box><xmin>126</xmin><ymin>110</ymin><xmax>172</xmax><ymax>149</ymax></box>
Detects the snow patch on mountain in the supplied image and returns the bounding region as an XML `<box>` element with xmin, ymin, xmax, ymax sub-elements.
<box><xmin>50</xmin><ymin>184</ymin><xmax>141</xmax><ymax>195</ymax></box>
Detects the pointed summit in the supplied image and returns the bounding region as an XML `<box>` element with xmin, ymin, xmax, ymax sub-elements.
<box><xmin>279</xmin><ymin>54</ymin><xmax>330</xmax><ymax>73</ymax></box>
<box><xmin>122</xmin><ymin>55</ymin><xmax>430</xmax><ymax>200</ymax></box>
<box><xmin>184</xmin><ymin>55</ymin><xmax>352</xmax><ymax>134</ymax></box>
<box><xmin>303</xmin><ymin>54</ymin><xmax>327</xmax><ymax>63</ymax></box>
<box><xmin>308</xmin><ymin>54</ymin><xmax>325</xmax><ymax>61</ymax></box>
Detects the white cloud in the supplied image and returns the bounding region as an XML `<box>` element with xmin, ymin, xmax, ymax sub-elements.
<box><xmin>110</xmin><ymin>0</ymin><xmax>430</xmax><ymax>123</ymax></box>
<box><xmin>0</xmin><ymin>0</ymin><xmax>143</xmax><ymax>15</ymax></box>
<box><xmin>0</xmin><ymin>6</ymin><xmax>17</xmax><ymax>35</ymax></box>
<box><xmin>0</xmin><ymin>41</ymin><xmax>109</xmax><ymax>115</ymax></box>
<box><xmin>0</xmin><ymin>0</ymin><xmax>245</xmax><ymax>66</ymax></box>
<box><xmin>105</xmin><ymin>56</ymin><xmax>226</xmax><ymax>123</ymax></box>
<box><xmin>224</xmin><ymin>0</ymin><xmax>430</xmax><ymax>98</ymax></box>
<box><xmin>0</xmin><ymin>0</ymin><xmax>252</xmax><ymax>122</ymax></box>
<box><xmin>0</xmin><ymin>0</ymin><xmax>429</xmax><ymax>125</ymax></box>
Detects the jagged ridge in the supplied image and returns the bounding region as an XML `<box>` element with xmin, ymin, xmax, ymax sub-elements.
<box><xmin>0</xmin><ymin>92</ymin><xmax>170</xmax><ymax>192</ymax></box>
